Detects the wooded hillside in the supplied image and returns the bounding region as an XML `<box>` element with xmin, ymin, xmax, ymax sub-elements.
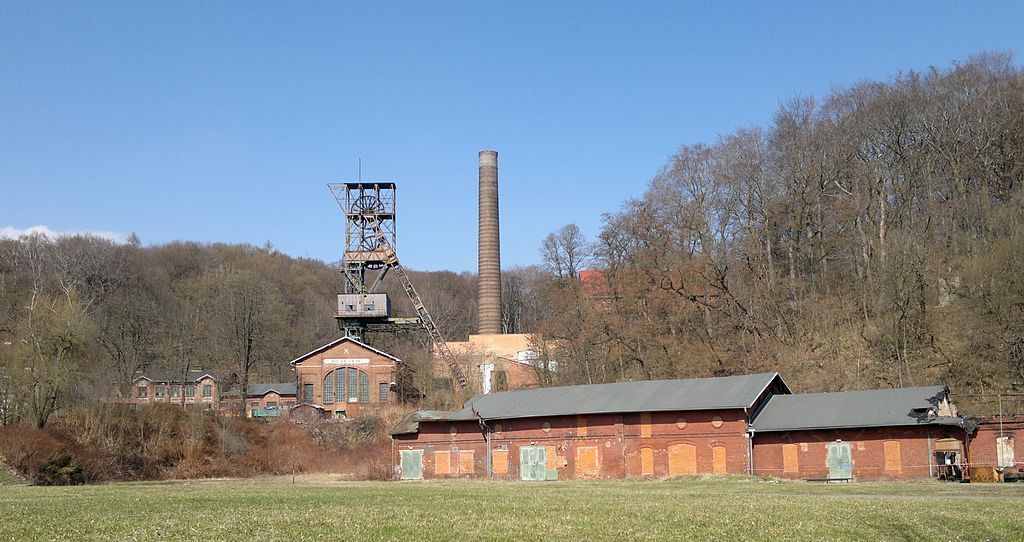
<box><xmin>534</xmin><ymin>54</ymin><xmax>1024</xmax><ymax>415</ymax></box>
<box><xmin>2</xmin><ymin>54</ymin><xmax>1021</xmax><ymax>425</ymax></box>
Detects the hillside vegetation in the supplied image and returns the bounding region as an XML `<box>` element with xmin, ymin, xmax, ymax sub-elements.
<box><xmin>1</xmin><ymin>53</ymin><xmax>1022</xmax><ymax>435</ymax></box>
<box><xmin>532</xmin><ymin>54</ymin><xmax>1024</xmax><ymax>416</ymax></box>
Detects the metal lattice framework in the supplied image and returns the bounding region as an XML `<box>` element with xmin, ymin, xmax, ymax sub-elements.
<box><xmin>328</xmin><ymin>182</ymin><xmax>396</xmax><ymax>293</ymax></box>
<box><xmin>326</xmin><ymin>182</ymin><xmax>468</xmax><ymax>391</ymax></box>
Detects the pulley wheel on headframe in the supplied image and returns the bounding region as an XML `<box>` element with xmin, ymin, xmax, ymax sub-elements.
<box><xmin>352</xmin><ymin>195</ymin><xmax>387</xmax><ymax>267</ymax></box>
<box><xmin>351</xmin><ymin>195</ymin><xmax>386</xmax><ymax>224</ymax></box>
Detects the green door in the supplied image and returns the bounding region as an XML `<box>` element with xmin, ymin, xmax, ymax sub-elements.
<box><xmin>400</xmin><ymin>450</ymin><xmax>423</xmax><ymax>480</ymax></box>
<box><xmin>827</xmin><ymin>441</ymin><xmax>853</xmax><ymax>480</ymax></box>
<box><xmin>520</xmin><ymin>446</ymin><xmax>547</xmax><ymax>481</ymax></box>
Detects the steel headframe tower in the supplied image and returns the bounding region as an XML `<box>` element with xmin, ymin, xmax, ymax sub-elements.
<box><xmin>326</xmin><ymin>181</ymin><xmax>469</xmax><ymax>391</ymax></box>
<box><xmin>328</xmin><ymin>182</ymin><xmax>397</xmax><ymax>339</ymax></box>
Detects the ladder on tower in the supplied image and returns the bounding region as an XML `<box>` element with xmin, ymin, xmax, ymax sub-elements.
<box><xmin>368</xmin><ymin>219</ymin><xmax>469</xmax><ymax>391</ymax></box>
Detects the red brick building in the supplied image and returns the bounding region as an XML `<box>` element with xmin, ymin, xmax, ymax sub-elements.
<box><xmin>243</xmin><ymin>383</ymin><xmax>297</xmax><ymax>419</ymax></box>
<box><xmin>749</xmin><ymin>387</ymin><xmax>970</xmax><ymax>481</ymax></box>
<box><xmin>391</xmin><ymin>372</ymin><xmax>790</xmax><ymax>480</ymax></box>
<box><xmin>290</xmin><ymin>336</ymin><xmax>399</xmax><ymax>419</ymax></box>
<box><xmin>119</xmin><ymin>369</ymin><xmax>221</xmax><ymax>410</ymax></box>
<box><xmin>968</xmin><ymin>416</ymin><xmax>1023</xmax><ymax>479</ymax></box>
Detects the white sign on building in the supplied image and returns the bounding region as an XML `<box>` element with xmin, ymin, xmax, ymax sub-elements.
<box><xmin>323</xmin><ymin>358</ymin><xmax>370</xmax><ymax>366</ymax></box>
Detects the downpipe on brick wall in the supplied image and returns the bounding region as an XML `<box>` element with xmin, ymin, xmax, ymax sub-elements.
<box><xmin>747</xmin><ymin>428</ymin><xmax>755</xmax><ymax>476</ymax></box>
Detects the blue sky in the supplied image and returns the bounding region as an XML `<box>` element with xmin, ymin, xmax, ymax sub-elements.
<box><xmin>2</xmin><ymin>2</ymin><xmax>1022</xmax><ymax>272</ymax></box>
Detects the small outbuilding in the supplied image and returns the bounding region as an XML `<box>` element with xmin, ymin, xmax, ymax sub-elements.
<box><xmin>244</xmin><ymin>383</ymin><xmax>297</xmax><ymax>418</ymax></box>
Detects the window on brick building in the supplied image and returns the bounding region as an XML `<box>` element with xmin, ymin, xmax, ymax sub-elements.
<box><xmin>136</xmin><ymin>386</ymin><xmax>147</xmax><ymax>398</ymax></box>
<box><xmin>323</xmin><ymin>367</ymin><xmax>372</xmax><ymax>404</ymax></box>
<box><xmin>155</xmin><ymin>386</ymin><xmax>165</xmax><ymax>398</ymax></box>
<box><xmin>640</xmin><ymin>412</ymin><xmax>652</xmax><ymax>438</ymax></box>
<box><xmin>884</xmin><ymin>440</ymin><xmax>902</xmax><ymax>473</ymax></box>
<box><xmin>641</xmin><ymin>448</ymin><xmax>654</xmax><ymax>476</ymax></box>
<box><xmin>185</xmin><ymin>385</ymin><xmax>196</xmax><ymax>397</ymax></box>
<box><xmin>303</xmin><ymin>383</ymin><xmax>314</xmax><ymax>403</ymax></box>
<box><xmin>493</xmin><ymin>371</ymin><xmax>508</xmax><ymax>392</ymax></box>
<box><xmin>782</xmin><ymin>444</ymin><xmax>799</xmax><ymax>474</ymax></box>
<box><xmin>323</xmin><ymin>372</ymin><xmax>335</xmax><ymax>404</ymax></box>
<box><xmin>435</xmin><ymin>451</ymin><xmax>451</xmax><ymax>475</ymax></box>
<box><xmin>576</xmin><ymin>446</ymin><xmax>599</xmax><ymax>476</ymax></box>
<box><xmin>202</xmin><ymin>385</ymin><xmax>212</xmax><ymax>397</ymax></box>
<box><xmin>379</xmin><ymin>383</ymin><xmax>389</xmax><ymax>403</ymax></box>
<box><xmin>997</xmin><ymin>436</ymin><xmax>1015</xmax><ymax>468</ymax></box>
<box><xmin>170</xmin><ymin>386</ymin><xmax>180</xmax><ymax>398</ymax></box>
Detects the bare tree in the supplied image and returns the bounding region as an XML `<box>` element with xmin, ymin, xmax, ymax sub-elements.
<box><xmin>207</xmin><ymin>270</ymin><xmax>283</xmax><ymax>416</ymax></box>
<box><xmin>541</xmin><ymin>224</ymin><xmax>592</xmax><ymax>280</ymax></box>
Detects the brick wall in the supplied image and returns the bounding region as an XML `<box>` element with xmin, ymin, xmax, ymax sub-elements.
<box><xmin>752</xmin><ymin>426</ymin><xmax>967</xmax><ymax>481</ymax></box>
<box><xmin>393</xmin><ymin>408</ymin><xmax>753</xmax><ymax>480</ymax></box>
<box><xmin>969</xmin><ymin>418</ymin><xmax>1024</xmax><ymax>470</ymax></box>
<box><xmin>294</xmin><ymin>339</ymin><xmax>396</xmax><ymax>418</ymax></box>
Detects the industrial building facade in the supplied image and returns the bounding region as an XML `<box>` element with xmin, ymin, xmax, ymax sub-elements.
<box><xmin>290</xmin><ymin>336</ymin><xmax>398</xmax><ymax>419</ymax></box>
<box><xmin>748</xmin><ymin>387</ymin><xmax>968</xmax><ymax>481</ymax></box>
<box><xmin>116</xmin><ymin>369</ymin><xmax>221</xmax><ymax>410</ymax></box>
<box><xmin>391</xmin><ymin>373</ymin><xmax>791</xmax><ymax>480</ymax></box>
<box><xmin>391</xmin><ymin>373</ymin><xmax>976</xmax><ymax>482</ymax></box>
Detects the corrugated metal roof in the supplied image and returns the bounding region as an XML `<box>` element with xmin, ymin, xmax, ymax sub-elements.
<box><xmin>749</xmin><ymin>386</ymin><xmax>954</xmax><ymax>432</ymax></box>
<box><xmin>464</xmin><ymin>372</ymin><xmax>787</xmax><ymax>420</ymax></box>
<box><xmin>390</xmin><ymin>409</ymin><xmax>478</xmax><ymax>436</ymax></box>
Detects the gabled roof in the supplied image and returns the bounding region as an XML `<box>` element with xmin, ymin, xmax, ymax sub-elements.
<box><xmin>132</xmin><ymin>369</ymin><xmax>217</xmax><ymax>384</ymax></box>
<box><xmin>289</xmin><ymin>336</ymin><xmax>402</xmax><ymax>365</ymax></box>
<box><xmin>749</xmin><ymin>386</ymin><xmax>967</xmax><ymax>432</ymax></box>
<box><xmin>464</xmin><ymin>372</ymin><xmax>789</xmax><ymax>420</ymax></box>
<box><xmin>247</xmin><ymin>383</ymin><xmax>297</xmax><ymax>397</ymax></box>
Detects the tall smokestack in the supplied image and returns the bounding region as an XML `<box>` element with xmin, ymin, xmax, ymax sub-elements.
<box><xmin>478</xmin><ymin>150</ymin><xmax>502</xmax><ymax>334</ymax></box>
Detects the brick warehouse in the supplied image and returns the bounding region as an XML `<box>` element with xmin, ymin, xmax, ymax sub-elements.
<box><xmin>390</xmin><ymin>372</ymin><xmax>791</xmax><ymax>480</ymax></box>
<box><xmin>749</xmin><ymin>387</ymin><xmax>971</xmax><ymax>481</ymax></box>
<box><xmin>391</xmin><ymin>373</ymin><xmax>979</xmax><ymax>481</ymax></box>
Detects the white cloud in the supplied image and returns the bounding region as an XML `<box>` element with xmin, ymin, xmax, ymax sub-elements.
<box><xmin>0</xmin><ymin>225</ymin><xmax>129</xmax><ymax>244</ymax></box>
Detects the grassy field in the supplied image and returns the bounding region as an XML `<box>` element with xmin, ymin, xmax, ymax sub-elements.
<box><xmin>0</xmin><ymin>476</ymin><xmax>1022</xmax><ymax>541</ymax></box>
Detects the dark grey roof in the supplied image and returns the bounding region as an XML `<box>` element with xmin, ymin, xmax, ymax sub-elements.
<box><xmin>247</xmin><ymin>383</ymin><xmax>297</xmax><ymax>397</ymax></box>
<box><xmin>749</xmin><ymin>386</ymin><xmax>964</xmax><ymax>432</ymax></box>
<box><xmin>464</xmin><ymin>372</ymin><xmax>788</xmax><ymax>420</ymax></box>
<box><xmin>133</xmin><ymin>369</ymin><xmax>217</xmax><ymax>384</ymax></box>
<box><xmin>390</xmin><ymin>410</ymin><xmax>479</xmax><ymax>436</ymax></box>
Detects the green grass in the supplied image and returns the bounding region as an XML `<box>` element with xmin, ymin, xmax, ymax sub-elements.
<box><xmin>0</xmin><ymin>462</ymin><xmax>23</xmax><ymax>486</ymax></box>
<box><xmin>0</xmin><ymin>476</ymin><xmax>1022</xmax><ymax>541</ymax></box>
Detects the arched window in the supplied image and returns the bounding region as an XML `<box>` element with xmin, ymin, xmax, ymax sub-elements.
<box><xmin>323</xmin><ymin>367</ymin><xmax>371</xmax><ymax>404</ymax></box>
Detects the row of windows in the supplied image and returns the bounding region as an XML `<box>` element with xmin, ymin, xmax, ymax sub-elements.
<box><xmin>137</xmin><ymin>384</ymin><xmax>213</xmax><ymax>398</ymax></box>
